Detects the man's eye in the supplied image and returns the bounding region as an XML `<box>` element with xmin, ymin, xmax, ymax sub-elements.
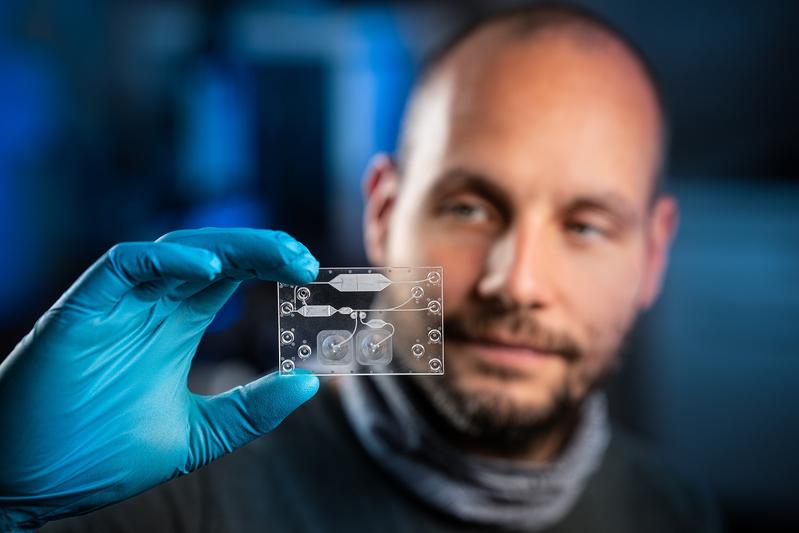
<box><xmin>565</xmin><ymin>221</ymin><xmax>605</xmax><ymax>240</ymax></box>
<box><xmin>442</xmin><ymin>201</ymin><xmax>489</xmax><ymax>222</ymax></box>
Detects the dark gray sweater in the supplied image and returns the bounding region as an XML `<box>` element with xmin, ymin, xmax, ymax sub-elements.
<box><xmin>43</xmin><ymin>384</ymin><xmax>720</xmax><ymax>533</ymax></box>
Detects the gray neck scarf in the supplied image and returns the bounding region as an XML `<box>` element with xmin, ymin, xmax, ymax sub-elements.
<box><xmin>339</xmin><ymin>375</ymin><xmax>610</xmax><ymax>531</ymax></box>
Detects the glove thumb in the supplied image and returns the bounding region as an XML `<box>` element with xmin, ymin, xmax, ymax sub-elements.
<box><xmin>186</xmin><ymin>370</ymin><xmax>319</xmax><ymax>471</ymax></box>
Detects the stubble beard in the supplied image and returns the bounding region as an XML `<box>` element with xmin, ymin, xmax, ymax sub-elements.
<box><xmin>403</xmin><ymin>297</ymin><xmax>630</xmax><ymax>454</ymax></box>
<box><xmin>411</xmin><ymin>365</ymin><xmax>576</xmax><ymax>453</ymax></box>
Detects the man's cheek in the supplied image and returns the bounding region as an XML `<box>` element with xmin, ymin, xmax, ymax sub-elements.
<box><xmin>572</xmin><ymin>314</ymin><xmax>633</xmax><ymax>391</ymax></box>
<box><xmin>567</xmin><ymin>254</ymin><xmax>642</xmax><ymax>321</ymax></box>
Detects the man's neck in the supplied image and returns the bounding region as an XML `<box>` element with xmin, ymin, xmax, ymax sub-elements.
<box><xmin>338</xmin><ymin>375</ymin><xmax>612</xmax><ymax>531</ymax></box>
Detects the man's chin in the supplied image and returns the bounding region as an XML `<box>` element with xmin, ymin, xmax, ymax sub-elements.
<box><xmin>449</xmin><ymin>346</ymin><xmax>572</xmax><ymax>416</ymax></box>
<box><xmin>410</xmin><ymin>362</ymin><xmax>575</xmax><ymax>449</ymax></box>
<box><xmin>461</xmin><ymin>376</ymin><xmax>560</xmax><ymax>415</ymax></box>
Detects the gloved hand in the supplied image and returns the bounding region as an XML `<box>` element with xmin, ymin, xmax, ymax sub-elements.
<box><xmin>0</xmin><ymin>228</ymin><xmax>320</xmax><ymax>531</ymax></box>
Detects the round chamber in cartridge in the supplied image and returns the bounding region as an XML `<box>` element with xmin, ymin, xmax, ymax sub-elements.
<box><xmin>355</xmin><ymin>329</ymin><xmax>393</xmax><ymax>366</ymax></box>
<box><xmin>317</xmin><ymin>330</ymin><xmax>354</xmax><ymax>366</ymax></box>
<box><xmin>361</xmin><ymin>334</ymin><xmax>388</xmax><ymax>361</ymax></box>
<box><xmin>321</xmin><ymin>335</ymin><xmax>348</xmax><ymax>361</ymax></box>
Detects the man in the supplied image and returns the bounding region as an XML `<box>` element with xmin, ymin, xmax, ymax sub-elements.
<box><xmin>0</xmin><ymin>4</ymin><xmax>719</xmax><ymax>532</ymax></box>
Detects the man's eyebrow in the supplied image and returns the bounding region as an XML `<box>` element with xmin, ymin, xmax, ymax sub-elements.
<box><xmin>428</xmin><ymin>168</ymin><xmax>513</xmax><ymax>210</ymax></box>
<box><xmin>563</xmin><ymin>192</ymin><xmax>639</xmax><ymax>225</ymax></box>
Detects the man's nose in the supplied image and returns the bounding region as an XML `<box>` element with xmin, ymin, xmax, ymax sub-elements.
<box><xmin>476</xmin><ymin>216</ymin><xmax>556</xmax><ymax>309</ymax></box>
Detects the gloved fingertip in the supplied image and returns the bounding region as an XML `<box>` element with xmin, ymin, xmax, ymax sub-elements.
<box><xmin>291</xmin><ymin>257</ymin><xmax>320</xmax><ymax>284</ymax></box>
<box><xmin>265</xmin><ymin>370</ymin><xmax>319</xmax><ymax>410</ymax></box>
<box><xmin>282</xmin><ymin>371</ymin><xmax>320</xmax><ymax>398</ymax></box>
<box><xmin>274</xmin><ymin>230</ymin><xmax>310</xmax><ymax>256</ymax></box>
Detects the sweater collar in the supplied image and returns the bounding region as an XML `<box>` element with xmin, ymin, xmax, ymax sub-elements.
<box><xmin>340</xmin><ymin>375</ymin><xmax>610</xmax><ymax>530</ymax></box>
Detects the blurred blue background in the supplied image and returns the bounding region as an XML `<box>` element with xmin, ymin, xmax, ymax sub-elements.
<box><xmin>0</xmin><ymin>1</ymin><xmax>797</xmax><ymax>531</ymax></box>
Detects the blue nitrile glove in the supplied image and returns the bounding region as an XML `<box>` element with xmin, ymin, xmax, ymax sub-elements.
<box><xmin>0</xmin><ymin>228</ymin><xmax>320</xmax><ymax>531</ymax></box>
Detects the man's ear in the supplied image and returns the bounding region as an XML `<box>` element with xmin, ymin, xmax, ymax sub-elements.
<box><xmin>362</xmin><ymin>153</ymin><xmax>400</xmax><ymax>266</ymax></box>
<box><xmin>639</xmin><ymin>195</ymin><xmax>679</xmax><ymax>309</ymax></box>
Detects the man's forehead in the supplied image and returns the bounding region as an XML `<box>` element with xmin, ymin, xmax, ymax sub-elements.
<box><xmin>413</xmin><ymin>23</ymin><xmax>661</xmax><ymax>141</ymax></box>
<box><xmin>437</xmin><ymin>19</ymin><xmax>622</xmax><ymax>83</ymax></box>
<box><xmin>415</xmin><ymin>15</ymin><xmax>662</xmax><ymax>122</ymax></box>
<box><xmin>457</xmin><ymin>31</ymin><xmax>652</xmax><ymax>110</ymax></box>
<box><xmin>400</xmin><ymin>25</ymin><xmax>663</xmax><ymax>209</ymax></box>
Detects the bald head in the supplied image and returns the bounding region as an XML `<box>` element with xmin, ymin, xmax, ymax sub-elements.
<box><xmin>397</xmin><ymin>4</ymin><xmax>666</xmax><ymax>197</ymax></box>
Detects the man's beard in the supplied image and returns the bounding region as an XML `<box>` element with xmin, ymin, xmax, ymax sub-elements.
<box><xmin>404</xmin><ymin>295</ymin><xmax>620</xmax><ymax>454</ymax></box>
<box><xmin>409</xmin><ymin>368</ymin><xmax>578</xmax><ymax>454</ymax></box>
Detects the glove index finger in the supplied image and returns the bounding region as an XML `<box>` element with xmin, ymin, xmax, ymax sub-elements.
<box><xmin>156</xmin><ymin>228</ymin><xmax>319</xmax><ymax>285</ymax></box>
<box><xmin>69</xmin><ymin>242</ymin><xmax>223</xmax><ymax>308</ymax></box>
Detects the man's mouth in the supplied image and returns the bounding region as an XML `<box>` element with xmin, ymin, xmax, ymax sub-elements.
<box><xmin>453</xmin><ymin>334</ymin><xmax>569</xmax><ymax>367</ymax></box>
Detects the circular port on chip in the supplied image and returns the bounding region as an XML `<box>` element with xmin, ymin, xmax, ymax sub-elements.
<box><xmin>410</xmin><ymin>286</ymin><xmax>424</xmax><ymax>299</ymax></box>
<box><xmin>297</xmin><ymin>287</ymin><xmax>310</xmax><ymax>301</ymax></box>
<box><xmin>321</xmin><ymin>334</ymin><xmax>349</xmax><ymax>361</ymax></box>
<box><xmin>427</xmin><ymin>271</ymin><xmax>441</xmax><ymax>284</ymax></box>
<box><xmin>280</xmin><ymin>302</ymin><xmax>294</xmax><ymax>315</ymax></box>
<box><xmin>280</xmin><ymin>330</ymin><xmax>295</xmax><ymax>345</ymax></box>
<box><xmin>427</xmin><ymin>300</ymin><xmax>441</xmax><ymax>314</ymax></box>
<box><xmin>297</xmin><ymin>344</ymin><xmax>312</xmax><ymax>359</ymax></box>
<box><xmin>428</xmin><ymin>329</ymin><xmax>441</xmax><ymax>343</ymax></box>
<box><xmin>411</xmin><ymin>343</ymin><xmax>425</xmax><ymax>358</ymax></box>
<box><xmin>281</xmin><ymin>359</ymin><xmax>295</xmax><ymax>373</ymax></box>
<box><xmin>428</xmin><ymin>358</ymin><xmax>443</xmax><ymax>373</ymax></box>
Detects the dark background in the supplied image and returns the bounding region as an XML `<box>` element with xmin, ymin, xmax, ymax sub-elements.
<box><xmin>1</xmin><ymin>1</ymin><xmax>797</xmax><ymax>531</ymax></box>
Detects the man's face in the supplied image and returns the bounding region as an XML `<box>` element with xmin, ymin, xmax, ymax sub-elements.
<box><xmin>364</xmin><ymin>29</ymin><xmax>676</xmax><ymax>443</ymax></box>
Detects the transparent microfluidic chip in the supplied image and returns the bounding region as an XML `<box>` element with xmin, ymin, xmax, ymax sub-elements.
<box><xmin>277</xmin><ymin>267</ymin><xmax>444</xmax><ymax>375</ymax></box>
